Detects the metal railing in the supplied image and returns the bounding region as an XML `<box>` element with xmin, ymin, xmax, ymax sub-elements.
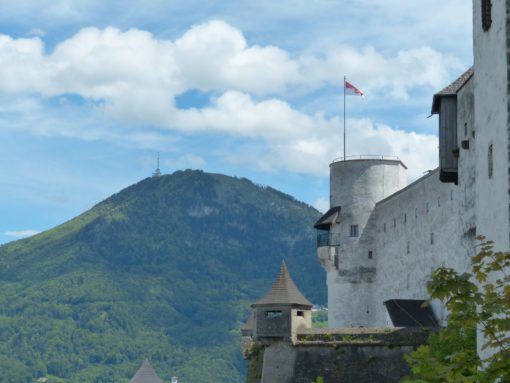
<box><xmin>331</xmin><ymin>155</ymin><xmax>401</xmax><ymax>163</ymax></box>
<box><xmin>317</xmin><ymin>232</ymin><xmax>341</xmax><ymax>247</ymax></box>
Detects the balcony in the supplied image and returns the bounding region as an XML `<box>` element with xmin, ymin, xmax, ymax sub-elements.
<box><xmin>316</xmin><ymin>232</ymin><xmax>341</xmax><ymax>247</ymax></box>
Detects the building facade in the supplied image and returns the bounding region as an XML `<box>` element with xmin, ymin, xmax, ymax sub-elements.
<box><xmin>317</xmin><ymin>0</ymin><xmax>509</xmax><ymax>336</ymax></box>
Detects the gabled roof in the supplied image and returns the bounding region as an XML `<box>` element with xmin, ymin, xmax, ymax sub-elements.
<box><xmin>252</xmin><ymin>261</ymin><xmax>313</xmax><ymax>308</ymax></box>
<box><xmin>130</xmin><ymin>359</ymin><xmax>163</xmax><ymax>383</ymax></box>
<box><xmin>314</xmin><ymin>206</ymin><xmax>341</xmax><ymax>230</ymax></box>
<box><xmin>431</xmin><ymin>67</ymin><xmax>474</xmax><ymax>113</ymax></box>
<box><xmin>384</xmin><ymin>299</ymin><xmax>438</xmax><ymax>327</ymax></box>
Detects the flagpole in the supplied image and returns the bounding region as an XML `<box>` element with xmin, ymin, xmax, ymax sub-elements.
<box><xmin>343</xmin><ymin>75</ymin><xmax>346</xmax><ymax>161</ymax></box>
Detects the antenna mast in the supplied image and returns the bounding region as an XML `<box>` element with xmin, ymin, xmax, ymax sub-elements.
<box><xmin>152</xmin><ymin>152</ymin><xmax>162</xmax><ymax>177</ymax></box>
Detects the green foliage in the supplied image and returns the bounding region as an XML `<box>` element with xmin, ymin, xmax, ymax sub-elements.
<box><xmin>312</xmin><ymin>309</ymin><xmax>328</xmax><ymax>328</ymax></box>
<box><xmin>0</xmin><ymin>170</ymin><xmax>325</xmax><ymax>382</ymax></box>
<box><xmin>403</xmin><ymin>238</ymin><xmax>510</xmax><ymax>383</ymax></box>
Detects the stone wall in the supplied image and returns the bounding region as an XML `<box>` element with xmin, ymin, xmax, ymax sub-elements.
<box><xmin>246</xmin><ymin>328</ymin><xmax>433</xmax><ymax>383</ymax></box>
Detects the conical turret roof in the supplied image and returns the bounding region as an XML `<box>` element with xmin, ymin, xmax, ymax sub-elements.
<box><xmin>129</xmin><ymin>359</ymin><xmax>163</xmax><ymax>383</ymax></box>
<box><xmin>252</xmin><ymin>261</ymin><xmax>313</xmax><ymax>307</ymax></box>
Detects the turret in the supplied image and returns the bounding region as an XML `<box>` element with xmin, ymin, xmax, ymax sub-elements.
<box><xmin>251</xmin><ymin>261</ymin><xmax>313</xmax><ymax>343</ymax></box>
<box><xmin>315</xmin><ymin>156</ymin><xmax>407</xmax><ymax>327</ymax></box>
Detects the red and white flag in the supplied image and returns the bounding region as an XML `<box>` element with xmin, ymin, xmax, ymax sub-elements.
<box><xmin>345</xmin><ymin>81</ymin><xmax>364</xmax><ymax>97</ymax></box>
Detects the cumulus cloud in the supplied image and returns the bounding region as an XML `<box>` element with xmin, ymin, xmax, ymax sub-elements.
<box><xmin>0</xmin><ymin>20</ymin><xmax>446</xmax><ymax>178</ymax></box>
<box><xmin>4</xmin><ymin>230</ymin><xmax>40</xmax><ymax>238</ymax></box>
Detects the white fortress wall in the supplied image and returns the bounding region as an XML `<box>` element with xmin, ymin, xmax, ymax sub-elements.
<box><xmin>473</xmin><ymin>0</ymin><xmax>510</xmax><ymax>251</ymax></box>
<box><xmin>373</xmin><ymin>169</ymin><xmax>463</xmax><ymax>326</ymax></box>
<box><xmin>325</xmin><ymin>159</ymin><xmax>407</xmax><ymax>327</ymax></box>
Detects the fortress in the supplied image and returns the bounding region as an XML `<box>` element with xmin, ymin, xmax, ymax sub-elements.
<box><xmin>244</xmin><ymin>1</ymin><xmax>510</xmax><ymax>381</ymax></box>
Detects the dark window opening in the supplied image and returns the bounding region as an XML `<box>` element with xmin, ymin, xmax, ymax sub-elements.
<box><xmin>368</xmin><ymin>251</ymin><xmax>373</xmax><ymax>259</ymax></box>
<box><xmin>404</xmin><ymin>213</ymin><xmax>407</xmax><ymax>224</ymax></box>
<box><xmin>464</xmin><ymin>122</ymin><xmax>468</xmax><ymax>137</ymax></box>
<box><xmin>265</xmin><ymin>310</ymin><xmax>282</xmax><ymax>319</ymax></box>
<box><xmin>438</xmin><ymin>196</ymin><xmax>441</xmax><ymax>207</ymax></box>
<box><xmin>350</xmin><ymin>225</ymin><xmax>359</xmax><ymax>237</ymax></box>
<box><xmin>431</xmin><ymin>232</ymin><xmax>434</xmax><ymax>245</ymax></box>
<box><xmin>482</xmin><ymin>0</ymin><xmax>492</xmax><ymax>32</ymax></box>
<box><xmin>383</xmin><ymin>223</ymin><xmax>386</xmax><ymax>232</ymax></box>
<box><xmin>297</xmin><ymin>311</ymin><xmax>304</xmax><ymax>317</ymax></box>
<box><xmin>488</xmin><ymin>144</ymin><xmax>493</xmax><ymax>178</ymax></box>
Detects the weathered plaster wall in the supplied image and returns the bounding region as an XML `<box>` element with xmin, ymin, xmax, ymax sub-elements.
<box><xmin>373</xmin><ymin>170</ymin><xmax>464</xmax><ymax>326</ymax></box>
<box><xmin>472</xmin><ymin>0</ymin><xmax>510</xmax><ymax>359</ymax></box>
<box><xmin>473</xmin><ymin>0</ymin><xmax>510</xmax><ymax>251</ymax></box>
<box><xmin>326</xmin><ymin>159</ymin><xmax>407</xmax><ymax>327</ymax></box>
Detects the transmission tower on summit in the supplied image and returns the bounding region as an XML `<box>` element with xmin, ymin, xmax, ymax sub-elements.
<box><xmin>152</xmin><ymin>152</ymin><xmax>162</xmax><ymax>177</ymax></box>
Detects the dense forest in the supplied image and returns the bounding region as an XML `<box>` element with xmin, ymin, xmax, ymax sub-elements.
<box><xmin>0</xmin><ymin>170</ymin><xmax>325</xmax><ymax>382</ymax></box>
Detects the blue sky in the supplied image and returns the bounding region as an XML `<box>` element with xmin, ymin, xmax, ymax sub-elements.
<box><xmin>0</xmin><ymin>0</ymin><xmax>473</xmax><ymax>244</ymax></box>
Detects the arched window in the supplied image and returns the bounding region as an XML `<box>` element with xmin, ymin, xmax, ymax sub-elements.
<box><xmin>482</xmin><ymin>0</ymin><xmax>492</xmax><ymax>32</ymax></box>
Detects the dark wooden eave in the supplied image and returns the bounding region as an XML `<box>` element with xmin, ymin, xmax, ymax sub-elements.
<box><xmin>314</xmin><ymin>206</ymin><xmax>341</xmax><ymax>230</ymax></box>
<box><xmin>431</xmin><ymin>67</ymin><xmax>474</xmax><ymax>114</ymax></box>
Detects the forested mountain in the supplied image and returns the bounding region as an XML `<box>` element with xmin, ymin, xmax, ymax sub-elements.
<box><xmin>0</xmin><ymin>170</ymin><xmax>324</xmax><ymax>382</ymax></box>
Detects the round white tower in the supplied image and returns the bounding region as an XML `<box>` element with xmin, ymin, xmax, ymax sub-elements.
<box><xmin>315</xmin><ymin>156</ymin><xmax>407</xmax><ymax>327</ymax></box>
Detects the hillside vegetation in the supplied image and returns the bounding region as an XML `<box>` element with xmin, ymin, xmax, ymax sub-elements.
<box><xmin>0</xmin><ymin>170</ymin><xmax>324</xmax><ymax>382</ymax></box>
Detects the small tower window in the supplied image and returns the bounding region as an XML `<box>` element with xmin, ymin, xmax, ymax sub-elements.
<box><xmin>464</xmin><ymin>122</ymin><xmax>468</xmax><ymax>137</ymax></box>
<box><xmin>383</xmin><ymin>223</ymin><xmax>386</xmax><ymax>232</ymax></box>
<box><xmin>404</xmin><ymin>213</ymin><xmax>407</xmax><ymax>224</ymax></box>
<box><xmin>488</xmin><ymin>144</ymin><xmax>493</xmax><ymax>178</ymax></box>
<box><xmin>438</xmin><ymin>196</ymin><xmax>441</xmax><ymax>207</ymax></box>
<box><xmin>481</xmin><ymin>0</ymin><xmax>492</xmax><ymax>32</ymax></box>
<box><xmin>430</xmin><ymin>232</ymin><xmax>434</xmax><ymax>245</ymax></box>
<box><xmin>350</xmin><ymin>225</ymin><xmax>359</xmax><ymax>237</ymax></box>
<box><xmin>368</xmin><ymin>251</ymin><xmax>373</xmax><ymax>259</ymax></box>
<box><xmin>265</xmin><ymin>310</ymin><xmax>282</xmax><ymax>319</ymax></box>
<box><xmin>297</xmin><ymin>311</ymin><xmax>304</xmax><ymax>317</ymax></box>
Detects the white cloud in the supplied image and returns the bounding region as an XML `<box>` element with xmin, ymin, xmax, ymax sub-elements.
<box><xmin>0</xmin><ymin>21</ymin><xmax>459</xmax><ymax>101</ymax></box>
<box><xmin>4</xmin><ymin>230</ymin><xmax>40</xmax><ymax>238</ymax></box>
<box><xmin>0</xmin><ymin>21</ymin><xmax>446</xmax><ymax>178</ymax></box>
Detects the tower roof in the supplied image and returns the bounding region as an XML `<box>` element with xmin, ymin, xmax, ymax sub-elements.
<box><xmin>431</xmin><ymin>67</ymin><xmax>474</xmax><ymax>113</ymax></box>
<box><xmin>129</xmin><ymin>359</ymin><xmax>163</xmax><ymax>383</ymax></box>
<box><xmin>252</xmin><ymin>262</ymin><xmax>313</xmax><ymax>308</ymax></box>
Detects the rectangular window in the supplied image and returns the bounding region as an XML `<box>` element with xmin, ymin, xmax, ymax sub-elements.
<box><xmin>464</xmin><ymin>123</ymin><xmax>468</xmax><ymax>137</ymax></box>
<box><xmin>431</xmin><ymin>232</ymin><xmax>434</xmax><ymax>245</ymax></box>
<box><xmin>383</xmin><ymin>223</ymin><xmax>386</xmax><ymax>232</ymax></box>
<box><xmin>350</xmin><ymin>225</ymin><xmax>359</xmax><ymax>237</ymax></box>
<box><xmin>450</xmin><ymin>190</ymin><xmax>454</xmax><ymax>200</ymax></box>
<box><xmin>297</xmin><ymin>311</ymin><xmax>304</xmax><ymax>317</ymax></box>
<box><xmin>488</xmin><ymin>144</ymin><xmax>493</xmax><ymax>178</ymax></box>
<box><xmin>265</xmin><ymin>310</ymin><xmax>282</xmax><ymax>319</ymax></box>
<box><xmin>406</xmin><ymin>241</ymin><xmax>410</xmax><ymax>254</ymax></box>
<box><xmin>404</xmin><ymin>213</ymin><xmax>407</xmax><ymax>224</ymax></box>
<box><xmin>393</xmin><ymin>218</ymin><xmax>396</xmax><ymax>228</ymax></box>
<box><xmin>438</xmin><ymin>196</ymin><xmax>441</xmax><ymax>207</ymax></box>
<box><xmin>368</xmin><ymin>251</ymin><xmax>373</xmax><ymax>259</ymax></box>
